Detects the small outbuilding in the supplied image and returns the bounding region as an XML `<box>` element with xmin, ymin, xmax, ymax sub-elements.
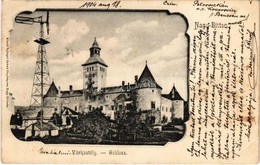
<box><xmin>25</xmin><ymin>121</ymin><xmax>59</xmax><ymax>139</ymax></box>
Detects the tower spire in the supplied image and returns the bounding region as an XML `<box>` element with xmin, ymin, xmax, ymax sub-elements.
<box><xmin>89</xmin><ymin>37</ymin><xmax>101</xmax><ymax>57</ymax></box>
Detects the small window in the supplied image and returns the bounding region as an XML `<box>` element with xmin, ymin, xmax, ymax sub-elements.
<box><xmin>92</xmin><ymin>66</ymin><xmax>94</xmax><ymax>70</ymax></box>
<box><xmin>151</xmin><ymin>101</ymin><xmax>156</xmax><ymax>109</ymax></box>
<box><xmin>119</xmin><ymin>105</ymin><xmax>123</xmax><ymax>111</ymax></box>
<box><xmin>100</xmin><ymin>106</ymin><xmax>103</xmax><ymax>110</ymax></box>
<box><xmin>111</xmin><ymin>105</ymin><xmax>114</xmax><ymax>110</ymax></box>
<box><xmin>88</xmin><ymin>105</ymin><xmax>92</xmax><ymax>111</ymax></box>
<box><xmin>100</xmin><ymin>67</ymin><xmax>105</xmax><ymax>72</ymax></box>
<box><xmin>75</xmin><ymin>106</ymin><xmax>77</xmax><ymax>111</ymax></box>
<box><xmin>166</xmin><ymin>107</ymin><xmax>168</xmax><ymax>112</ymax></box>
<box><xmin>162</xmin><ymin>107</ymin><xmax>164</xmax><ymax>111</ymax></box>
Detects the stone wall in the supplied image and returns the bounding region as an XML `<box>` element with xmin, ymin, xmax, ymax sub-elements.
<box><xmin>134</xmin><ymin>88</ymin><xmax>161</xmax><ymax>111</ymax></box>
<box><xmin>173</xmin><ymin>100</ymin><xmax>184</xmax><ymax>120</ymax></box>
<box><xmin>60</xmin><ymin>96</ymin><xmax>84</xmax><ymax>113</ymax></box>
<box><xmin>161</xmin><ymin>97</ymin><xmax>172</xmax><ymax>123</ymax></box>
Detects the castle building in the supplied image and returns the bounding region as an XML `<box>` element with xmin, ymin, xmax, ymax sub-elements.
<box><xmin>43</xmin><ymin>38</ymin><xmax>186</xmax><ymax>125</ymax></box>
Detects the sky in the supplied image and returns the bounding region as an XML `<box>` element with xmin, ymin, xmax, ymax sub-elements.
<box><xmin>10</xmin><ymin>10</ymin><xmax>188</xmax><ymax>106</ymax></box>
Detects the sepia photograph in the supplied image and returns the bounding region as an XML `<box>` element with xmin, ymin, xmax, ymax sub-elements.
<box><xmin>9</xmin><ymin>10</ymin><xmax>189</xmax><ymax>145</ymax></box>
<box><xmin>2</xmin><ymin>0</ymin><xmax>258</xmax><ymax>163</ymax></box>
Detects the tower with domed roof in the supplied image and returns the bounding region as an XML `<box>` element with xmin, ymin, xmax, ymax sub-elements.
<box><xmin>82</xmin><ymin>38</ymin><xmax>108</xmax><ymax>91</ymax></box>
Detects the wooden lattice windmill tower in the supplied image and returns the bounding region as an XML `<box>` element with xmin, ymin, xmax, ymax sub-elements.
<box><xmin>15</xmin><ymin>11</ymin><xmax>51</xmax><ymax>108</ymax></box>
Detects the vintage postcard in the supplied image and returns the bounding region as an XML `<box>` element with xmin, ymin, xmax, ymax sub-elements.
<box><xmin>1</xmin><ymin>0</ymin><xmax>259</xmax><ymax>164</ymax></box>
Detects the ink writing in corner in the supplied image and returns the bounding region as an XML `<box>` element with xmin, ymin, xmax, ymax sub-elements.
<box><xmin>246</xmin><ymin>23</ymin><xmax>258</xmax><ymax>91</ymax></box>
<box><xmin>80</xmin><ymin>1</ymin><xmax>121</xmax><ymax>9</ymax></box>
<box><xmin>163</xmin><ymin>1</ymin><xmax>178</xmax><ymax>6</ymax></box>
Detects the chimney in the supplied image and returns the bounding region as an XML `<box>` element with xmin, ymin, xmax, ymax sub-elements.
<box><xmin>58</xmin><ymin>86</ymin><xmax>61</xmax><ymax>95</ymax></box>
<box><xmin>135</xmin><ymin>75</ymin><xmax>138</xmax><ymax>86</ymax></box>
<box><xmin>69</xmin><ymin>85</ymin><xmax>73</xmax><ymax>91</ymax></box>
<box><xmin>135</xmin><ymin>75</ymin><xmax>138</xmax><ymax>82</ymax></box>
<box><xmin>122</xmin><ymin>81</ymin><xmax>125</xmax><ymax>90</ymax></box>
<box><xmin>127</xmin><ymin>82</ymin><xmax>130</xmax><ymax>90</ymax></box>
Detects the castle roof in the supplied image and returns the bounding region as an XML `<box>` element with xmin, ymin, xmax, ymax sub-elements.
<box><xmin>82</xmin><ymin>55</ymin><xmax>108</xmax><ymax>67</ymax></box>
<box><xmin>101</xmin><ymin>84</ymin><xmax>135</xmax><ymax>94</ymax></box>
<box><xmin>82</xmin><ymin>38</ymin><xmax>107</xmax><ymax>67</ymax></box>
<box><xmin>60</xmin><ymin>90</ymin><xmax>83</xmax><ymax>98</ymax></box>
<box><xmin>44</xmin><ymin>83</ymin><xmax>136</xmax><ymax>99</ymax></box>
<box><xmin>138</xmin><ymin>64</ymin><xmax>162</xmax><ymax>89</ymax></box>
<box><xmin>162</xmin><ymin>85</ymin><xmax>184</xmax><ymax>101</ymax></box>
<box><xmin>62</xmin><ymin>106</ymin><xmax>78</xmax><ymax>115</ymax></box>
<box><xmin>113</xmin><ymin>93</ymin><xmax>127</xmax><ymax>102</ymax></box>
<box><xmin>44</xmin><ymin>81</ymin><xmax>58</xmax><ymax>97</ymax></box>
<box><xmin>26</xmin><ymin>121</ymin><xmax>59</xmax><ymax>131</ymax></box>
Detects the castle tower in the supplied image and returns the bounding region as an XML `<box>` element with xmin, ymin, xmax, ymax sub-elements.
<box><xmin>134</xmin><ymin>63</ymin><xmax>162</xmax><ymax>112</ymax></box>
<box><xmin>82</xmin><ymin>38</ymin><xmax>108</xmax><ymax>91</ymax></box>
<box><xmin>170</xmin><ymin>84</ymin><xmax>184</xmax><ymax>120</ymax></box>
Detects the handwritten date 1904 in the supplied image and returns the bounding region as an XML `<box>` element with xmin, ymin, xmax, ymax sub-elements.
<box><xmin>80</xmin><ymin>1</ymin><xmax>121</xmax><ymax>9</ymax></box>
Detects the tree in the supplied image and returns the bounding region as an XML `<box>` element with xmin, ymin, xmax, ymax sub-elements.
<box><xmin>68</xmin><ymin>108</ymin><xmax>115</xmax><ymax>143</ymax></box>
<box><xmin>50</xmin><ymin>111</ymin><xmax>62</xmax><ymax>126</ymax></box>
<box><xmin>115</xmin><ymin>107</ymin><xmax>154</xmax><ymax>141</ymax></box>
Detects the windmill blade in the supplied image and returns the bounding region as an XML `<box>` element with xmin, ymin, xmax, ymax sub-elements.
<box><xmin>15</xmin><ymin>11</ymin><xmax>34</xmax><ymax>25</ymax></box>
<box><xmin>46</xmin><ymin>11</ymin><xmax>50</xmax><ymax>35</ymax></box>
<box><xmin>18</xmin><ymin>11</ymin><xmax>33</xmax><ymax>15</ymax></box>
<box><xmin>15</xmin><ymin>16</ymin><xmax>34</xmax><ymax>25</ymax></box>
